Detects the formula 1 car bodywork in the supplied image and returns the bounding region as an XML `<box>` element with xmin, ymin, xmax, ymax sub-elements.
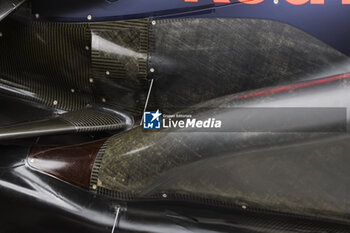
<box><xmin>1</xmin><ymin>0</ymin><xmax>350</xmax><ymax>232</ymax></box>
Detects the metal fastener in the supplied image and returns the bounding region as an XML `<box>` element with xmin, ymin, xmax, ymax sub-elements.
<box><xmin>150</xmin><ymin>67</ymin><xmax>155</xmax><ymax>73</ymax></box>
<box><xmin>92</xmin><ymin>184</ymin><xmax>97</xmax><ymax>190</ymax></box>
<box><xmin>53</xmin><ymin>100</ymin><xmax>58</xmax><ymax>106</ymax></box>
<box><xmin>87</xmin><ymin>14</ymin><xmax>92</xmax><ymax>21</ymax></box>
<box><xmin>70</xmin><ymin>88</ymin><xmax>75</xmax><ymax>93</ymax></box>
<box><xmin>106</xmin><ymin>70</ymin><xmax>110</xmax><ymax>75</ymax></box>
<box><xmin>162</xmin><ymin>193</ymin><xmax>167</xmax><ymax>198</ymax></box>
<box><xmin>151</xmin><ymin>20</ymin><xmax>156</xmax><ymax>26</ymax></box>
<box><xmin>89</xmin><ymin>78</ymin><xmax>94</xmax><ymax>83</ymax></box>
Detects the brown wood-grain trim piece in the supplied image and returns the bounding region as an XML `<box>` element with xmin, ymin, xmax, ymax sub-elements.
<box><xmin>28</xmin><ymin>140</ymin><xmax>106</xmax><ymax>189</ymax></box>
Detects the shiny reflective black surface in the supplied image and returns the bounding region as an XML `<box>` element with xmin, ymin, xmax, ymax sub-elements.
<box><xmin>92</xmin><ymin>73</ymin><xmax>350</xmax><ymax>223</ymax></box>
<box><xmin>28</xmin><ymin>140</ymin><xmax>105</xmax><ymax>189</ymax></box>
<box><xmin>147</xmin><ymin>18</ymin><xmax>349</xmax><ymax>113</ymax></box>
<box><xmin>0</xmin><ymin>164</ymin><xmax>115</xmax><ymax>233</ymax></box>
<box><xmin>0</xmin><ymin>0</ymin><xmax>25</xmax><ymax>21</ymax></box>
<box><xmin>1</xmin><ymin>3</ymin><xmax>350</xmax><ymax>232</ymax></box>
<box><xmin>0</xmin><ymin>145</ymin><xmax>28</xmax><ymax>168</ymax></box>
<box><xmin>2</xmin><ymin>152</ymin><xmax>350</xmax><ymax>233</ymax></box>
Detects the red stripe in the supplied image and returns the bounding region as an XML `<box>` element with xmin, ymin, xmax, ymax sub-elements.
<box><xmin>235</xmin><ymin>73</ymin><xmax>350</xmax><ymax>100</ymax></box>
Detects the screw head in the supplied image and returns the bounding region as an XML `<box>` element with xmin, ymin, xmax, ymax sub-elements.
<box><xmin>87</xmin><ymin>14</ymin><xmax>92</xmax><ymax>21</ymax></box>
<box><xmin>162</xmin><ymin>193</ymin><xmax>167</xmax><ymax>198</ymax></box>
<box><xmin>106</xmin><ymin>71</ymin><xmax>110</xmax><ymax>75</ymax></box>
<box><xmin>92</xmin><ymin>184</ymin><xmax>97</xmax><ymax>190</ymax></box>
<box><xmin>70</xmin><ymin>89</ymin><xmax>75</xmax><ymax>93</ymax></box>
<box><xmin>53</xmin><ymin>100</ymin><xmax>58</xmax><ymax>106</ymax></box>
<box><xmin>89</xmin><ymin>78</ymin><xmax>94</xmax><ymax>83</ymax></box>
<box><xmin>151</xmin><ymin>20</ymin><xmax>156</xmax><ymax>26</ymax></box>
<box><xmin>150</xmin><ymin>68</ymin><xmax>155</xmax><ymax>73</ymax></box>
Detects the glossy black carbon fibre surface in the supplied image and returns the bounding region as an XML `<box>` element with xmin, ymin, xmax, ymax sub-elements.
<box><xmin>0</xmin><ymin>105</ymin><xmax>133</xmax><ymax>140</ymax></box>
<box><xmin>0</xmin><ymin>164</ymin><xmax>116</xmax><ymax>233</ymax></box>
<box><xmin>120</xmin><ymin>202</ymin><xmax>350</xmax><ymax>233</ymax></box>
<box><xmin>60</xmin><ymin>105</ymin><xmax>133</xmax><ymax>133</ymax></box>
<box><xmin>0</xmin><ymin>94</ymin><xmax>52</xmax><ymax>126</ymax></box>
<box><xmin>0</xmin><ymin>17</ymin><xmax>93</xmax><ymax>111</ymax></box>
<box><xmin>2</xmin><ymin>5</ymin><xmax>350</xmax><ymax>231</ymax></box>
<box><xmin>2</xmin><ymin>147</ymin><xmax>350</xmax><ymax>233</ymax></box>
<box><xmin>0</xmin><ymin>0</ymin><xmax>25</xmax><ymax>22</ymax></box>
<box><xmin>0</xmin><ymin>12</ymin><xmax>148</xmax><ymax>137</ymax></box>
<box><xmin>148</xmin><ymin>18</ymin><xmax>349</xmax><ymax>112</ymax></box>
<box><xmin>91</xmin><ymin>73</ymin><xmax>350</xmax><ymax>223</ymax></box>
<box><xmin>0</xmin><ymin>15</ymin><xmax>348</xmax><ymax>125</ymax></box>
<box><xmin>0</xmin><ymin>13</ymin><xmax>149</xmax><ymax>118</ymax></box>
<box><xmin>91</xmin><ymin>19</ymin><xmax>150</xmax><ymax>116</ymax></box>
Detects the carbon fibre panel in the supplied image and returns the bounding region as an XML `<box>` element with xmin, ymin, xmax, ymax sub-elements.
<box><xmin>0</xmin><ymin>15</ymin><xmax>150</xmax><ymax>117</ymax></box>
<box><xmin>0</xmin><ymin>18</ymin><xmax>93</xmax><ymax>111</ymax></box>
<box><xmin>60</xmin><ymin>107</ymin><xmax>131</xmax><ymax>133</ymax></box>
<box><xmin>0</xmin><ymin>0</ymin><xmax>25</xmax><ymax>22</ymax></box>
<box><xmin>1</xmin><ymin>16</ymin><xmax>347</xmax><ymax>119</ymax></box>
<box><xmin>0</xmin><ymin>15</ymin><xmax>149</xmax><ymax>135</ymax></box>
<box><xmin>90</xmin><ymin>19</ymin><xmax>150</xmax><ymax>116</ymax></box>
<box><xmin>148</xmin><ymin>18</ymin><xmax>348</xmax><ymax>112</ymax></box>
<box><xmin>0</xmin><ymin>15</ymin><xmax>348</xmax><ymax>128</ymax></box>
<box><xmin>90</xmin><ymin>73</ymin><xmax>350</xmax><ymax>224</ymax></box>
<box><xmin>0</xmin><ymin>106</ymin><xmax>132</xmax><ymax>140</ymax></box>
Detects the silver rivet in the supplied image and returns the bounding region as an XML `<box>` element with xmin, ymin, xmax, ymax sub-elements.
<box><xmin>30</xmin><ymin>158</ymin><xmax>35</xmax><ymax>163</ymax></box>
<box><xmin>242</xmin><ymin>205</ymin><xmax>247</xmax><ymax>209</ymax></box>
<box><xmin>87</xmin><ymin>14</ymin><xmax>92</xmax><ymax>21</ymax></box>
<box><xmin>70</xmin><ymin>89</ymin><xmax>75</xmax><ymax>93</ymax></box>
<box><xmin>53</xmin><ymin>100</ymin><xmax>58</xmax><ymax>105</ymax></box>
<box><xmin>0</xmin><ymin>32</ymin><xmax>3</xmax><ymax>37</ymax></box>
<box><xmin>106</xmin><ymin>70</ymin><xmax>110</xmax><ymax>75</ymax></box>
<box><xmin>101</xmin><ymin>98</ymin><xmax>106</xmax><ymax>103</ymax></box>
<box><xmin>150</xmin><ymin>67</ymin><xmax>155</xmax><ymax>73</ymax></box>
<box><xmin>151</xmin><ymin>20</ymin><xmax>156</xmax><ymax>26</ymax></box>
<box><xmin>35</xmin><ymin>13</ymin><xmax>40</xmax><ymax>19</ymax></box>
<box><xmin>162</xmin><ymin>193</ymin><xmax>167</xmax><ymax>198</ymax></box>
<box><xmin>89</xmin><ymin>78</ymin><xmax>94</xmax><ymax>83</ymax></box>
<box><xmin>85</xmin><ymin>45</ymin><xmax>90</xmax><ymax>51</ymax></box>
<box><xmin>274</xmin><ymin>0</ymin><xmax>279</xmax><ymax>4</ymax></box>
<box><xmin>92</xmin><ymin>184</ymin><xmax>97</xmax><ymax>190</ymax></box>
